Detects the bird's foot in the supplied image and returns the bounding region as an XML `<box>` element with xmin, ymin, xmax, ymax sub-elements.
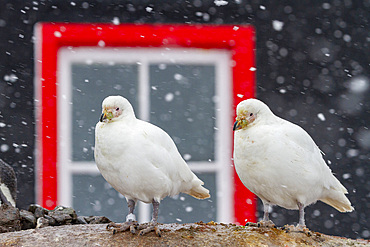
<box><xmin>106</xmin><ymin>220</ymin><xmax>138</xmax><ymax>235</ymax></box>
<box><xmin>137</xmin><ymin>222</ymin><xmax>161</xmax><ymax>237</ymax></box>
<box><xmin>258</xmin><ymin>220</ymin><xmax>276</xmax><ymax>228</ymax></box>
<box><xmin>246</xmin><ymin>220</ymin><xmax>275</xmax><ymax>228</ymax></box>
<box><xmin>282</xmin><ymin>224</ymin><xmax>312</xmax><ymax>236</ymax></box>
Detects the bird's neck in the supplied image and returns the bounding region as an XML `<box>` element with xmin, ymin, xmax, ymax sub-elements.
<box><xmin>255</xmin><ymin>114</ymin><xmax>279</xmax><ymax>126</ymax></box>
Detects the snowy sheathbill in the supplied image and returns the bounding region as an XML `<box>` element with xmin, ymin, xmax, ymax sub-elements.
<box><xmin>94</xmin><ymin>95</ymin><xmax>210</xmax><ymax>236</ymax></box>
<box><xmin>233</xmin><ymin>98</ymin><xmax>353</xmax><ymax>231</ymax></box>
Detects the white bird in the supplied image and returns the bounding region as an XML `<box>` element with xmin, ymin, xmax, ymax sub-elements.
<box><xmin>233</xmin><ymin>98</ymin><xmax>353</xmax><ymax>231</ymax></box>
<box><xmin>94</xmin><ymin>95</ymin><xmax>210</xmax><ymax>236</ymax></box>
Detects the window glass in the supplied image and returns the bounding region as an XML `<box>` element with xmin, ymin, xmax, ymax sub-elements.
<box><xmin>158</xmin><ymin>173</ymin><xmax>216</xmax><ymax>223</ymax></box>
<box><xmin>71</xmin><ymin>63</ymin><xmax>138</xmax><ymax>161</ymax></box>
<box><xmin>149</xmin><ymin>64</ymin><xmax>216</xmax><ymax>162</ymax></box>
<box><xmin>73</xmin><ymin>173</ymin><xmax>215</xmax><ymax>223</ymax></box>
<box><xmin>72</xmin><ymin>174</ymin><xmax>128</xmax><ymax>222</ymax></box>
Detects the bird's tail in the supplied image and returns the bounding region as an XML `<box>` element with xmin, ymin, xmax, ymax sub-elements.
<box><xmin>320</xmin><ymin>190</ymin><xmax>354</xmax><ymax>212</ymax></box>
<box><xmin>186</xmin><ymin>183</ymin><xmax>210</xmax><ymax>200</ymax></box>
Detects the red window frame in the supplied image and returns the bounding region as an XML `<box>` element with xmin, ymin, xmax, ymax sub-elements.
<box><xmin>34</xmin><ymin>23</ymin><xmax>256</xmax><ymax>224</ymax></box>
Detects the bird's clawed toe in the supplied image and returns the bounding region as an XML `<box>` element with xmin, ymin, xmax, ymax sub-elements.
<box><xmin>107</xmin><ymin>221</ymin><xmax>138</xmax><ymax>234</ymax></box>
<box><xmin>138</xmin><ymin>222</ymin><xmax>161</xmax><ymax>237</ymax></box>
<box><xmin>130</xmin><ymin>224</ymin><xmax>136</xmax><ymax>234</ymax></box>
<box><xmin>245</xmin><ymin>220</ymin><xmax>275</xmax><ymax>228</ymax></box>
<box><xmin>106</xmin><ymin>222</ymin><xmax>117</xmax><ymax>230</ymax></box>
<box><xmin>257</xmin><ymin>220</ymin><xmax>275</xmax><ymax>228</ymax></box>
<box><xmin>155</xmin><ymin>227</ymin><xmax>161</xmax><ymax>237</ymax></box>
<box><xmin>108</xmin><ymin>221</ymin><xmax>161</xmax><ymax>237</ymax></box>
<box><xmin>283</xmin><ymin>224</ymin><xmax>311</xmax><ymax>236</ymax></box>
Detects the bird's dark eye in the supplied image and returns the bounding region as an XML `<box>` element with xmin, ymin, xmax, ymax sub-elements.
<box><xmin>116</xmin><ymin>107</ymin><xmax>120</xmax><ymax>111</ymax></box>
<box><xmin>250</xmin><ymin>113</ymin><xmax>253</xmax><ymax>116</ymax></box>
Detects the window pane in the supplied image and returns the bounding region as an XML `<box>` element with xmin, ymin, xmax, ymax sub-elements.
<box><xmin>157</xmin><ymin>173</ymin><xmax>216</xmax><ymax>223</ymax></box>
<box><xmin>71</xmin><ymin>63</ymin><xmax>138</xmax><ymax>161</ymax></box>
<box><xmin>149</xmin><ymin>64</ymin><xmax>216</xmax><ymax>162</ymax></box>
<box><xmin>72</xmin><ymin>174</ymin><xmax>128</xmax><ymax>222</ymax></box>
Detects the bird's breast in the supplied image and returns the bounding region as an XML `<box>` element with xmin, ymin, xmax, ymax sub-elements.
<box><xmin>234</xmin><ymin>132</ymin><xmax>264</xmax><ymax>166</ymax></box>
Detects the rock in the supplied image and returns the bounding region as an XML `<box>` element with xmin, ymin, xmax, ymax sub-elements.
<box><xmin>50</xmin><ymin>205</ymin><xmax>77</xmax><ymax>222</ymax></box>
<box><xmin>76</xmin><ymin>216</ymin><xmax>88</xmax><ymax>224</ymax></box>
<box><xmin>9</xmin><ymin>205</ymin><xmax>366</xmax><ymax>246</ymax></box>
<box><xmin>17</xmin><ymin>204</ymin><xmax>111</xmax><ymax>230</ymax></box>
<box><xmin>36</xmin><ymin>217</ymin><xmax>49</xmax><ymax>228</ymax></box>
<box><xmin>0</xmin><ymin>223</ymin><xmax>368</xmax><ymax>246</ymax></box>
<box><xmin>20</xmin><ymin>209</ymin><xmax>36</xmax><ymax>230</ymax></box>
<box><xmin>34</xmin><ymin>207</ymin><xmax>47</xmax><ymax>219</ymax></box>
<box><xmin>47</xmin><ymin>205</ymin><xmax>78</xmax><ymax>225</ymax></box>
<box><xmin>1</xmin><ymin>202</ymin><xmax>368</xmax><ymax>246</ymax></box>
<box><xmin>84</xmin><ymin>216</ymin><xmax>111</xmax><ymax>224</ymax></box>
<box><xmin>0</xmin><ymin>204</ymin><xmax>20</xmax><ymax>233</ymax></box>
<box><xmin>28</xmin><ymin>204</ymin><xmax>49</xmax><ymax>218</ymax></box>
<box><xmin>44</xmin><ymin>215</ymin><xmax>57</xmax><ymax>226</ymax></box>
<box><xmin>48</xmin><ymin>211</ymin><xmax>72</xmax><ymax>225</ymax></box>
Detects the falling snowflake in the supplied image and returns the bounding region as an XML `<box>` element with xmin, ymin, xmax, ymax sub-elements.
<box><xmin>112</xmin><ymin>17</ymin><xmax>120</xmax><ymax>25</ymax></box>
<box><xmin>272</xmin><ymin>20</ymin><xmax>284</xmax><ymax>31</ymax></box>
<box><xmin>165</xmin><ymin>93</ymin><xmax>174</xmax><ymax>102</ymax></box>
<box><xmin>214</xmin><ymin>0</ymin><xmax>228</xmax><ymax>6</ymax></box>
<box><xmin>317</xmin><ymin>113</ymin><xmax>326</xmax><ymax>121</ymax></box>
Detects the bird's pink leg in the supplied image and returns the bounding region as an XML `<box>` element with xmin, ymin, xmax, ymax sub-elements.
<box><xmin>107</xmin><ymin>199</ymin><xmax>138</xmax><ymax>234</ymax></box>
<box><xmin>138</xmin><ymin>200</ymin><xmax>161</xmax><ymax>237</ymax></box>
<box><xmin>246</xmin><ymin>202</ymin><xmax>275</xmax><ymax>228</ymax></box>
<box><xmin>297</xmin><ymin>202</ymin><xmax>306</xmax><ymax>228</ymax></box>
<box><xmin>283</xmin><ymin>202</ymin><xmax>311</xmax><ymax>235</ymax></box>
<box><xmin>258</xmin><ymin>202</ymin><xmax>275</xmax><ymax>227</ymax></box>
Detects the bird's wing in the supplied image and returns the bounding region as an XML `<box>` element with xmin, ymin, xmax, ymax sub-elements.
<box><xmin>272</xmin><ymin>119</ymin><xmax>346</xmax><ymax>192</ymax></box>
<box><xmin>133</xmin><ymin>119</ymin><xmax>195</xmax><ymax>183</ymax></box>
<box><xmin>277</xmin><ymin>119</ymin><xmax>319</xmax><ymax>154</ymax></box>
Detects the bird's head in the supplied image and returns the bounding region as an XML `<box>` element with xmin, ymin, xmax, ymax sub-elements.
<box><xmin>233</xmin><ymin>98</ymin><xmax>272</xmax><ymax>131</ymax></box>
<box><xmin>100</xmin><ymin>95</ymin><xmax>135</xmax><ymax>123</ymax></box>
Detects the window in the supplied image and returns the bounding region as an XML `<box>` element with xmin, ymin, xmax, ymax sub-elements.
<box><xmin>34</xmin><ymin>23</ymin><xmax>256</xmax><ymax>224</ymax></box>
<box><xmin>58</xmin><ymin>48</ymin><xmax>232</xmax><ymax>223</ymax></box>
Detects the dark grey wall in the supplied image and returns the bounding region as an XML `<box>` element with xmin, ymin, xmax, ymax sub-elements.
<box><xmin>0</xmin><ymin>0</ymin><xmax>368</xmax><ymax>239</ymax></box>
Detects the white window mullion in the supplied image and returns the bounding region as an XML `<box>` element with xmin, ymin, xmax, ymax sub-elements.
<box><xmin>187</xmin><ymin>162</ymin><xmax>218</xmax><ymax>172</ymax></box>
<box><xmin>69</xmin><ymin>162</ymin><xmax>100</xmax><ymax>174</ymax></box>
<box><xmin>215</xmin><ymin>54</ymin><xmax>233</xmax><ymax>223</ymax></box>
<box><xmin>138</xmin><ymin>59</ymin><xmax>150</xmax><ymax>122</ymax></box>
<box><xmin>58</xmin><ymin>54</ymin><xmax>73</xmax><ymax>208</ymax></box>
<box><xmin>137</xmin><ymin>59</ymin><xmax>152</xmax><ymax>223</ymax></box>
